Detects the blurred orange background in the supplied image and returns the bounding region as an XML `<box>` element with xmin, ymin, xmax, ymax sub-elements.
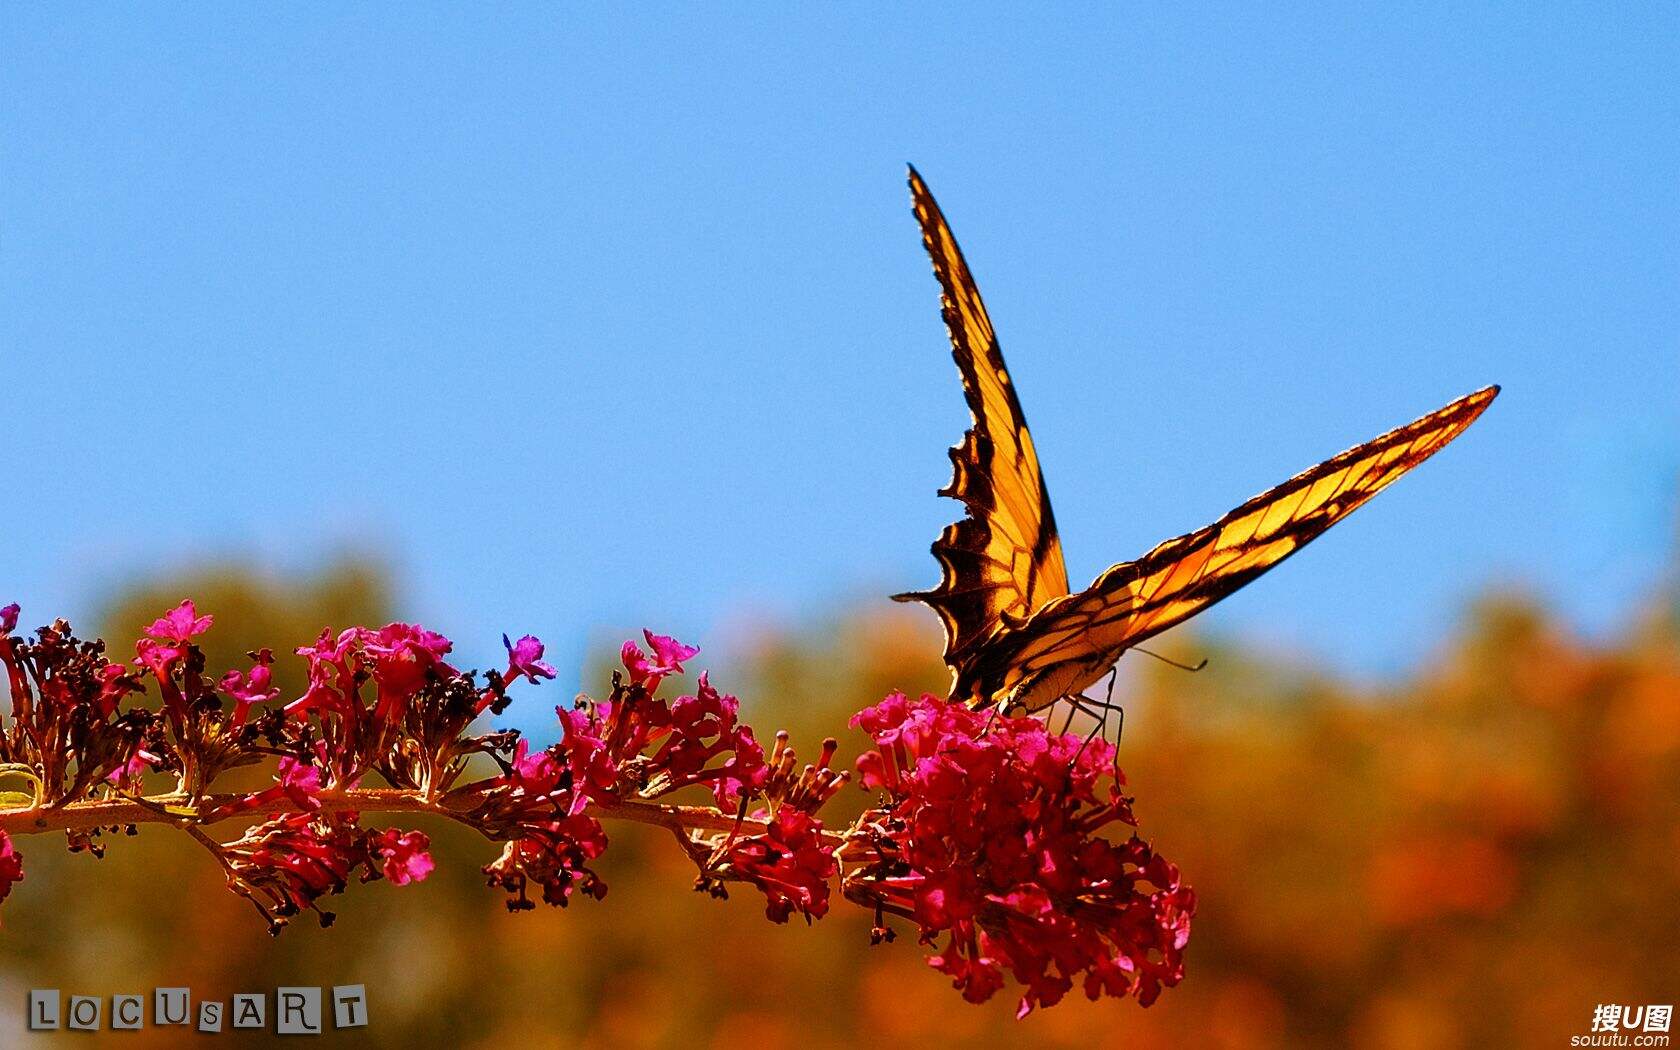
<box><xmin>2</xmin><ymin>536</ymin><xmax>1675</xmax><ymax>1049</ymax></box>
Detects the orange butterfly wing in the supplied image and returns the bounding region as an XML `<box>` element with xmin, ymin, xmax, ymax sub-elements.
<box><xmin>893</xmin><ymin>167</ymin><xmax>1071</xmax><ymax>684</ymax></box>
<box><xmin>962</xmin><ymin>384</ymin><xmax>1500</xmax><ymax>710</ymax></box>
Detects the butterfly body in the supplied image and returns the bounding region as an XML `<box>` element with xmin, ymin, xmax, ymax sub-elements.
<box><xmin>955</xmin><ymin>631</ymin><xmax>1117</xmax><ymax>714</ymax></box>
<box><xmin>896</xmin><ymin>166</ymin><xmax>1498</xmax><ymax>715</ymax></box>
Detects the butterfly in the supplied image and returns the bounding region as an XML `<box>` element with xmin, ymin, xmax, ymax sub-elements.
<box><xmin>894</xmin><ymin>166</ymin><xmax>1499</xmax><ymax>715</ymax></box>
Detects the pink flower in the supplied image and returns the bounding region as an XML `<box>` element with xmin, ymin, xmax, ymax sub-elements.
<box><xmin>221</xmin><ymin>812</ymin><xmax>367</xmax><ymax>930</ymax></box>
<box><xmin>556</xmin><ymin>704</ymin><xmax>618</xmax><ymax>808</ymax></box>
<box><xmin>0</xmin><ymin>603</ymin><xmax>18</xmax><ymax>635</ymax></box>
<box><xmin>195</xmin><ymin>752</ymin><xmax>329</xmax><ymax>824</ymax></box>
<box><xmin>483</xmin><ymin>817</ymin><xmax>609</xmax><ymax>909</ymax></box>
<box><xmin>360</xmin><ymin>623</ymin><xmax>456</xmax><ymax>722</ymax></box>
<box><xmin>724</xmin><ymin>808</ymin><xmax>836</xmax><ymax>924</ymax></box>
<box><xmin>145</xmin><ymin>599</ymin><xmax>213</xmax><ymax>644</ymax></box>
<box><xmin>620</xmin><ymin>630</ymin><xmax>698</xmax><ymax>689</ymax></box>
<box><xmin>0</xmin><ymin>830</ymin><xmax>23</xmax><ymax>909</ymax></box>
<box><xmin>296</xmin><ymin>626</ymin><xmax>358</xmax><ymax>666</ymax></box>
<box><xmin>508</xmin><ymin>738</ymin><xmax>565</xmax><ymax>796</ymax></box>
<box><xmin>105</xmin><ymin>747</ymin><xmax>161</xmax><ymax>788</ymax></box>
<box><xmin>930</xmin><ymin>941</ymin><xmax>1006</xmax><ymax>1005</ymax></box>
<box><xmin>552</xmin><ymin>655</ymin><xmax>773</xmax><ymax>816</ymax></box>
<box><xmin>275</xmin><ymin>755</ymin><xmax>325</xmax><ymax>811</ymax></box>
<box><xmin>645</xmin><ymin>630</ymin><xmax>698</xmax><ymax>668</ymax></box>
<box><xmin>134</xmin><ymin>637</ymin><xmax>189</xmax><ymax>681</ymax></box>
<box><xmin>371</xmin><ymin>828</ymin><xmax>434</xmax><ymax>885</ymax></box>
<box><xmin>283</xmin><ymin>623</ymin><xmax>458</xmax><ymax>725</ymax></box>
<box><xmin>503</xmin><ymin>633</ymin><xmax>557</xmax><ymax>684</ymax></box>
<box><xmin>97</xmin><ymin>663</ymin><xmax>139</xmax><ymax>717</ymax></box>
<box><xmin>654</xmin><ymin>675</ymin><xmax>769</xmax><ymax>807</ymax></box>
<box><xmin>221</xmin><ymin>649</ymin><xmax>279</xmax><ymax>725</ymax></box>
<box><xmin>361</xmin><ymin>623</ymin><xmax>454</xmax><ymax>670</ymax></box>
<box><xmin>286</xmin><ymin>628</ymin><xmax>358</xmax><ymax>717</ymax></box>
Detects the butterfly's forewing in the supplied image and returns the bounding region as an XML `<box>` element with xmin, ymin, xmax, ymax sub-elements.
<box><xmin>894</xmin><ymin>167</ymin><xmax>1071</xmax><ymax>677</ymax></box>
<box><xmin>967</xmin><ymin>384</ymin><xmax>1500</xmax><ymax>711</ymax></box>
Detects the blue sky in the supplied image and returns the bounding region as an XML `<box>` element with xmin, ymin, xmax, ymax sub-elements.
<box><xmin>3</xmin><ymin>5</ymin><xmax>1675</xmax><ymax>687</ymax></box>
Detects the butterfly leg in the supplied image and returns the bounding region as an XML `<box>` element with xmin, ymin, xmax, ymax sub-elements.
<box><xmin>1066</xmin><ymin>681</ymin><xmax>1122</xmax><ymax>768</ymax></box>
<box><xmin>1063</xmin><ymin>666</ymin><xmax>1127</xmax><ymax>773</ymax></box>
<box><xmin>1104</xmin><ymin>665</ymin><xmax>1124</xmax><ymax>755</ymax></box>
<box><xmin>1068</xmin><ymin>701</ymin><xmax>1108</xmax><ymax>769</ymax></box>
<box><xmin>1060</xmin><ymin>669</ymin><xmax>1114</xmax><ymax>734</ymax></box>
<box><xmin>1098</xmin><ymin>666</ymin><xmax>1127</xmax><ymax>774</ymax></box>
<box><xmin>1059</xmin><ymin>696</ymin><xmax>1081</xmax><ymax>736</ymax></box>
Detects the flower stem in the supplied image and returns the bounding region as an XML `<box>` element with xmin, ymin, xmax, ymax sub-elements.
<box><xmin>0</xmin><ymin>789</ymin><xmax>849</xmax><ymax>848</ymax></box>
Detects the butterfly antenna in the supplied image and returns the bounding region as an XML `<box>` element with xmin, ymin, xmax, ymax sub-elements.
<box><xmin>1132</xmin><ymin>646</ymin><xmax>1209</xmax><ymax>673</ymax></box>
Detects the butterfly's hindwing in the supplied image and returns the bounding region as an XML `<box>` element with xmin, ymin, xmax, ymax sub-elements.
<box><xmin>894</xmin><ymin>167</ymin><xmax>1071</xmax><ymax>687</ymax></box>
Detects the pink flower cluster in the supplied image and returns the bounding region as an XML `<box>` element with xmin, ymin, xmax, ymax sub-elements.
<box><xmin>849</xmin><ymin>692</ymin><xmax>1196</xmax><ymax>1016</ymax></box>
<box><xmin>0</xmin><ymin>603</ymin><xmax>156</xmax><ymax>831</ymax></box>
<box><xmin>289</xmin><ymin>621</ymin><xmax>458</xmax><ymax>725</ymax></box>
<box><xmin>482</xmin><ymin>815</ymin><xmax>610</xmax><ymax>910</ymax></box>
<box><xmin>0</xmin><ymin>601</ymin><xmax>1196</xmax><ymax>1014</ymax></box>
<box><xmin>722</xmin><ymin>807</ymin><xmax>837</xmax><ymax>923</ymax></box>
<box><xmin>477</xmin><ymin>631</ymin><xmax>835</xmax><ymax>921</ymax></box>
<box><xmin>560</xmin><ymin>637</ymin><xmax>768</xmax><ymax>810</ymax></box>
<box><xmin>0</xmin><ymin>601</ymin><xmax>529</xmax><ymax>929</ymax></box>
<box><xmin>216</xmin><ymin>812</ymin><xmax>434</xmax><ymax>931</ymax></box>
